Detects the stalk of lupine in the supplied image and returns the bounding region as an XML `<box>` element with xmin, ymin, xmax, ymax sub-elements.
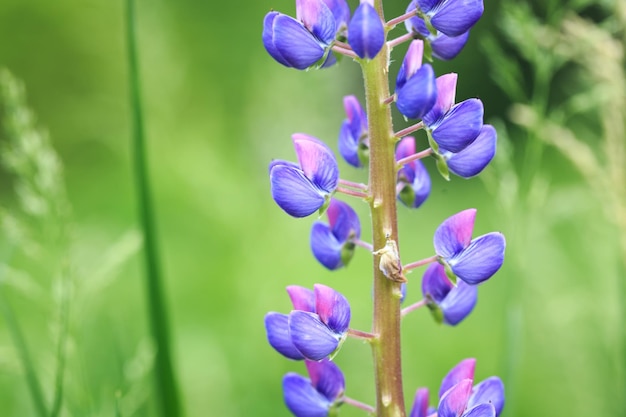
<box><xmin>338</xmin><ymin>95</ymin><xmax>369</xmax><ymax>168</ymax></box>
<box><xmin>438</xmin><ymin>359</ymin><xmax>505</xmax><ymax>417</ymax></box>
<box><xmin>265</xmin><ymin>284</ymin><xmax>351</xmax><ymax>361</ymax></box>
<box><xmin>408</xmin><ymin>0</ymin><xmax>484</xmax><ymax>38</ymax></box>
<box><xmin>283</xmin><ymin>359</ymin><xmax>345</xmax><ymax>417</ymax></box>
<box><xmin>395</xmin><ymin>40</ymin><xmax>438</xmax><ymax>120</ymax></box>
<box><xmin>396</xmin><ymin>136</ymin><xmax>431</xmax><ymax>208</ymax></box>
<box><xmin>423</xmin><ymin>73</ymin><xmax>484</xmax><ymax>154</ymax></box>
<box><xmin>404</xmin><ymin>6</ymin><xmax>469</xmax><ymax>61</ymax></box>
<box><xmin>263</xmin><ymin>0</ymin><xmax>350</xmax><ymax>69</ymax></box>
<box><xmin>434</xmin><ymin>209</ymin><xmax>505</xmax><ymax>285</ymax></box>
<box><xmin>421</xmin><ymin>263</ymin><xmax>477</xmax><ymax>325</ymax></box>
<box><xmin>311</xmin><ymin>198</ymin><xmax>361</xmax><ymax>270</ymax></box>
<box><xmin>270</xmin><ymin>134</ymin><xmax>339</xmax><ymax>218</ymax></box>
<box><xmin>439</xmin><ymin>124</ymin><xmax>497</xmax><ymax>178</ymax></box>
<box><xmin>347</xmin><ymin>0</ymin><xmax>385</xmax><ymax>59</ymax></box>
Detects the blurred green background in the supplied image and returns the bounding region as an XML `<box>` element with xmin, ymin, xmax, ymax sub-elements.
<box><xmin>0</xmin><ymin>0</ymin><xmax>624</xmax><ymax>416</ymax></box>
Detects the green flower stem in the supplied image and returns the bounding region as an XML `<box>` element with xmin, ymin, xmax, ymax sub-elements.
<box><xmin>125</xmin><ymin>1</ymin><xmax>182</xmax><ymax>416</ymax></box>
<box><xmin>362</xmin><ymin>2</ymin><xmax>406</xmax><ymax>415</ymax></box>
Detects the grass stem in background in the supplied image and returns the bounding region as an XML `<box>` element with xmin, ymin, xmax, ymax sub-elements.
<box><xmin>0</xmin><ymin>284</ymin><xmax>48</xmax><ymax>417</ymax></box>
<box><xmin>125</xmin><ymin>1</ymin><xmax>182</xmax><ymax>415</ymax></box>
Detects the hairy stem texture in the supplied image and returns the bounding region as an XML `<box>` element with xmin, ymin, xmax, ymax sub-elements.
<box><xmin>362</xmin><ymin>2</ymin><xmax>405</xmax><ymax>416</ymax></box>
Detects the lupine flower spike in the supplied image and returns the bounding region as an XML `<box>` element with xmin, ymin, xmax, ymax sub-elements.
<box><xmin>422</xmin><ymin>263</ymin><xmax>477</xmax><ymax>325</ymax></box>
<box><xmin>338</xmin><ymin>95</ymin><xmax>369</xmax><ymax>167</ymax></box>
<box><xmin>311</xmin><ymin>198</ymin><xmax>362</xmax><ymax>270</ymax></box>
<box><xmin>270</xmin><ymin>134</ymin><xmax>339</xmax><ymax>218</ymax></box>
<box><xmin>434</xmin><ymin>209</ymin><xmax>505</xmax><ymax>285</ymax></box>
<box><xmin>263</xmin><ymin>0</ymin><xmax>351</xmax><ymax>69</ymax></box>
<box><xmin>348</xmin><ymin>0</ymin><xmax>385</xmax><ymax>59</ymax></box>
<box><xmin>283</xmin><ymin>359</ymin><xmax>345</xmax><ymax>417</ymax></box>
<box><xmin>395</xmin><ymin>40</ymin><xmax>437</xmax><ymax>120</ymax></box>
<box><xmin>396</xmin><ymin>136</ymin><xmax>431</xmax><ymax>208</ymax></box>
<box><xmin>265</xmin><ymin>284</ymin><xmax>351</xmax><ymax>361</ymax></box>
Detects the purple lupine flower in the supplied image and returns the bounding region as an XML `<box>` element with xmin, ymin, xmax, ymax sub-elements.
<box><xmin>265</xmin><ymin>284</ymin><xmax>351</xmax><ymax>361</ymax></box>
<box><xmin>433</xmin><ymin>209</ymin><xmax>505</xmax><ymax>285</ymax></box>
<box><xmin>422</xmin><ymin>263</ymin><xmax>477</xmax><ymax>325</ymax></box>
<box><xmin>348</xmin><ymin>0</ymin><xmax>385</xmax><ymax>59</ymax></box>
<box><xmin>338</xmin><ymin>95</ymin><xmax>368</xmax><ymax>168</ymax></box>
<box><xmin>395</xmin><ymin>40</ymin><xmax>438</xmax><ymax>119</ymax></box>
<box><xmin>270</xmin><ymin>134</ymin><xmax>339</xmax><ymax>218</ymax></box>
<box><xmin>409</xmin><ymin>388</ymin><xmax>434</xmax><ymax>417</ymax></box>
<box><xmin>423</xmin><ymin>73</ymin><xmax>483</xmax><ymax>153</ymax></box>
<box><xmin>311</xmin><ymin>198</ymin><xmax>361</xmax><ymax>270</ymax></box>
<box><xmin>283</xmin><ymin>359</ymin><xmax>345</xmax><ymax>417</ymax></box>
<box><xmin>439</xmin><ymin>124</ymin><xmax>497</xmax><ymax>178</ymax></box>
<box><xmin>410</xmin><ymin>0</ymin><xmax>484</xmax><ymax>38</ymax></box>
<box><xmin>263</xmin><ymin>0</ymin><xmax>341</xmax><ymax>70</ymax></box>
<box><xmin>438</xmin><ymin>359</ymin><xmax>505</xmax><ymax>417</ymax></box>
<box><xmin>396</xmin><ymin>136</ymin><xmax>431</xmax><ymax>208</ymax></box>
<box><xmin>404</xmin><ymin>4</ymin><xmax>469</xmax><ymax>60</ymax></box>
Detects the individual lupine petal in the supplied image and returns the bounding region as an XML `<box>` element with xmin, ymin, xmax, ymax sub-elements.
<box><xmin>396</xmin><ymin>65</ymin><xmax>437</xmax><ymax>119</ymax></box>
<box><xmin>296</xmin><ymin>0</ymin><xmax>337</xmax><ymax>44</ymax></box>
<box><xmin>468</xmin><ymin>377</ymin><xmax>505</xmax><ymax>417</ymax></box>
<box><xmin>327</xmin><ymin>198</ymin><xmax>361</xmax><ymax>243</ymax></box>
<box><xmin>289</xmin><ymin>311</ymin><xmax>341</xmax><ymax>361</ymax></box>
<box><xmin>270</xmin><ymin>163</ymin><xmax>327</xmax><ymax>217</ymax></box>
<box><xmin>338</xmin><ymin>121</ymin><xmax>360</xmax><ymax>167</ymax></box>
<box><xmin>348</xmin><ymin>1</ymin><xmax>385</xmax><ymax>59</ymax></box>
<box><xmin>428</xmin><ymin>99</ymin><xmax>484</xmax><ymax>153</ymax></box>
<box><xmin>396</xmin><ymin>40</ymin><xmax>425</xmax><ymax>90</ymax></box>
<box><xmin>430</xmin><ymin>31</ymin><xmax>469</xmax><ymax>60</ymax></box>
<box><xmin>448</xmin><ymin>232</ymin><xmax>505</xmax><ymax>285</ymax></box>
<box><xmin>272</xmin><ymin>15</ymin><xmax>328</xmax><ymax>69</ymax></box>
<box><xmin>397</xmin><ymin>158</ymin><xmax>431</xmax><ymax>208</ymax></box>
<box><xmin>422</xmin><ymin>263</ymin><xmax>453</xmax><ymax>303</ymax></box>
<box><xmin>424</xmin><ymin>73</ymin><xmax>458</xmax><ymax>125</ymax></box>
<box><xmin>463</xmin><ymin>404</ymin><xmax>495</xmax><ymax>417</ymax></box>
<box><xmin>421</xmin><ymin>263</ymin><xmax>477</xmax><ymax>326</ymax></box>
<box><xmin>287</xmin><ymin>285</ymin><xmax>317</xmax><ymax>312</ymax></box>
<box><xmin>339</xmin><ymin>95</ymin><xmax>368</xmax><ymax>167</ymax></box>
<box><xmin>293</xmin><ymin>134</ymin><xmax>339</xmax><ymax>194</ymax></box>
<box><xmin>314</xmin><ymin>284</ymin><xmax>351</xmax><ymax>333</ymax></box>
<box><xmin>438</xmin><ymin>379</ymin><xmax>473</xmax><ymax>417</ymax></box>
<box><xmin>410</xmin><ymin>388</ymin><xmax>430</xmax><ymax>417</ymax></box>
<box><xmin>283</xmin><ymin>373</ymin><xmax>332</xmax><ymax>417</ymax></box>
<box><xmin>444</xmin><ymin>124</ymin><xmax>496</xmax><ymax>178</ymax></box>
<box><xmin>311</xmin><ymin>222</ymin><xmax>343</xmax><ymax>270</ymax></box>
<box><xmin>434</xmin><ymin>209</ymin><xmax>477</xmax><ymax>260</ymax></box>
<box><xmin>263</xmin><ymin>12</ymin><xmax>292</xmax><ymax>67</ymax></box>
<box><xmin>322</xmin><ymin>0</ymin><xmax>351</xmax><ymax>33</ymax></box>
<box><xmin>439</xmin><ymin>279</ymin><xmax>477</xmax><ymax>325</ymax></box>
<box><xmin>306</xmin><ymin>359</ymin><xmax>345</xmax><ymax>402</ymax></box>
<box><xmin>439</xmin><ymin>359</ymin><xmax>476</xmax><ymax>398</ymax></box>
<box><xmin>265</xmin><ymin>313</ymin><xmax>305</xmax><ymax>360</ymax></box>
<box><xmin>427</xmin><ymin>0</ymin><xmax>484</xmax><ymax>38</ymax></box>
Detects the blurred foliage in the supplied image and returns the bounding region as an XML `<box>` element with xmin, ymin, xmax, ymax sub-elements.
<box><xmin>0</xmin><ymin>0</ymin><xmax>624</xmax><ymax>416</ymax></box>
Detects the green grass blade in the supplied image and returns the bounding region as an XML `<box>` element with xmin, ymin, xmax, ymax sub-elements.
<box><xmin>124</xmin><ymin>0</ymin><xmax>182</xmax><ymax>416</ymax></box>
